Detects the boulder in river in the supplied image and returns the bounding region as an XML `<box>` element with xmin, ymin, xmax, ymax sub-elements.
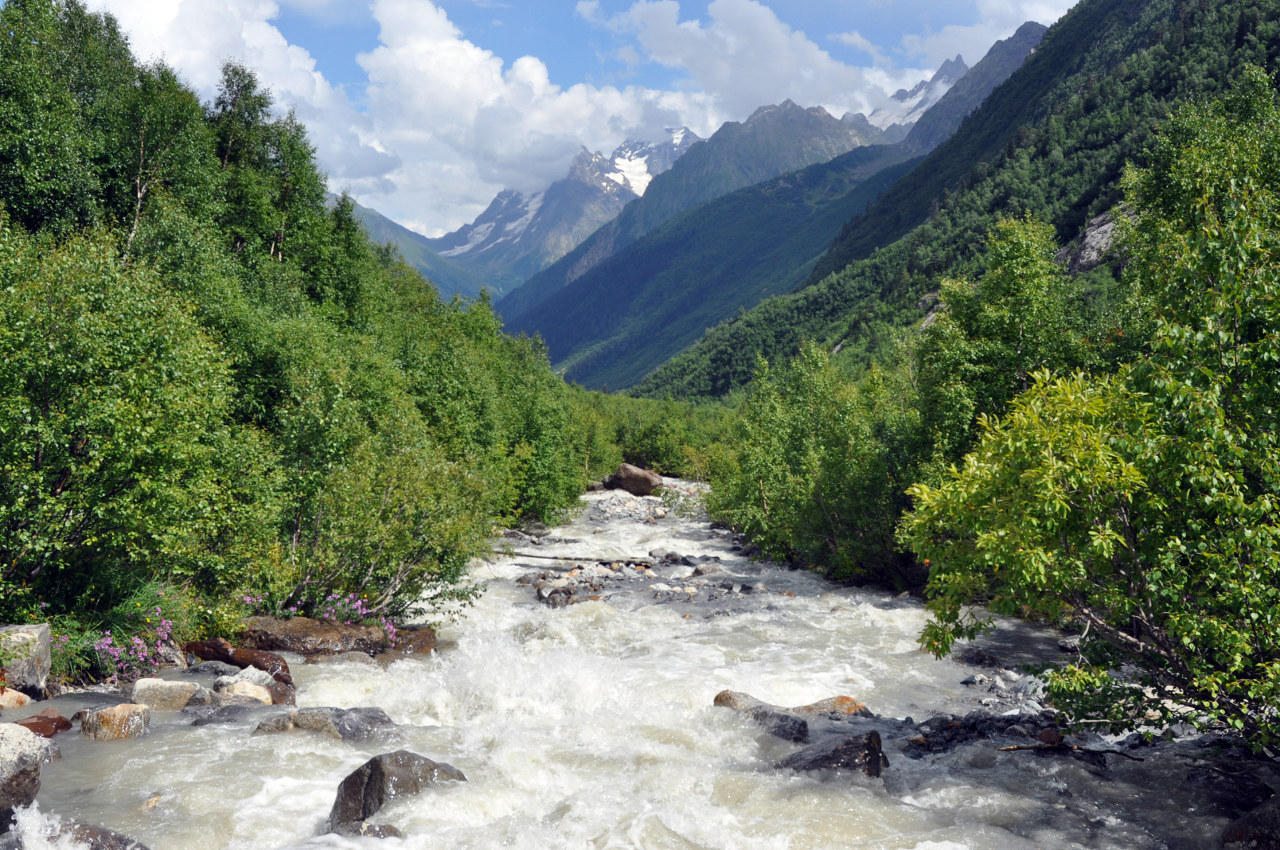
<box><xmin>0</xmin><ymin>625</ymin><xmax>50</xmax><ymax>699</ymax></box>
<box><xmin>13</xmin><ymin>709</ymin><xmax>71</xmax><ymax>739</ymax></box>
<box><xmin>240</xmin><ymin>616</ymin><xmax>389</xmax><ymax>656</ymax></box>
<box><xmin>327</xmin><ymin>750</ymin><xmax>466</xmax><ymax>836</ymax></box>
<box><xmin>1223</xmin><ymin>794</ymin><xmax>1280</xmax><ymax>849</ymax></box>
<box><xmin>601</xmin><ymin>463</ymin><xmax>663</xmax><ymax>497</ymax></box>
<box><xmin>131</xmin><ymin>678</ymin><xmax>213</xmax><ymax>711</ymax></box>
<box><xmin>253</xmin><ymin>707</ymin><xmax>394</xmax><ymax>742</ymax></box>
<box><xmin>0</xmin><ymin>724</ymin><xmax>53</xmax><ymax>831</ymax></box>
<box><xmin>713</xmin><ymin>690</ymin><xmax>809</xmax><ymax>742</ymax></box>
<box><xmin>80</xmin><ymin>704</ymin><xmax>150</xmax><ymax>742</ymax></box>
<box><xmin>0</xmin><ymin>692</ymin><xmax>29</xmax><ymax>713</ymax></box>
<box><xmin>0</xmin><ymin>819</ymin><xmax>151</xmax><ymax>849</ymax></box>
<box><xmin>779</xmin><ymin>730</ymin><xmax>889</xmax><ymax>777</ymax></box>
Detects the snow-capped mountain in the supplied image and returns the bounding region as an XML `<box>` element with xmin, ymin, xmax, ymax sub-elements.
<box><xmin>425</xmin><ymin>128</ymin><xmax>700</xmax><ymax>291</ymax></box>
<box><xmin>867</xmin><ymin>56</ymin><xmax>970</xmax><ymax>130</ymax></box>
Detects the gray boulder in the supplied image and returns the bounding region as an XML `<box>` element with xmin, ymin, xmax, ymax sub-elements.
<box><xmin>0</xmin><ymin>626</ymin><xmax>50</xmax><ymax>698</ymax></box>
<box><xmin>327</xmin><ymin>750</ymin><xmax>465</xmax><ymax>835</ymax></box>
<box><xmin>0</xmin><ymin>724</ymin><xmax>54</xmax><ymax>830</ymax></box>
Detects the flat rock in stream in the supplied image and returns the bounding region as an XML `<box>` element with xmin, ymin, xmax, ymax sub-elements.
<box><xmin>253</xmin><ymin>707</ymin><xmax>394</xmax><ymax>742</ymax></box>
<box><xmin>241</xmin><ymin>616</ymin><xmax>390</xmax><ymax>657</ymax></box>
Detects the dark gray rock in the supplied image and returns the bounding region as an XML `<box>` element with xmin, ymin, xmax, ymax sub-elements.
<box><xmin>779</xmin><ymin>731</ymin><xmax>889</xmax><ymax>777</ymax></box>
<box><xmin>0</xmin><ymin>820</ymin><xmax>150</xmax><ymax>849</ymax></box>
<box><xmin>182</xmin><ymin>660</ymin><xmax>242</xmax><ymax>678</ymax></box>
<box><xmin>1224</xmin><ymin>794</ymin><xmax>1280</xmax><ymax>849</ymax></box>
<box><xmin>327</xmin><ymin>750</ymin><xmax>465</xmax><ymax>836</ymax></box>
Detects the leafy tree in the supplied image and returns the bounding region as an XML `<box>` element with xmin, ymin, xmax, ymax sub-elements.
<box><xmin>899</xmin><ymin>70</ymin><xmax>1280</xmax><ymax>747</ymax></box>
<box><xmin>0</xmin><ymin>222</ymin><xmax>262</xmax><ymax>617</ymax></box>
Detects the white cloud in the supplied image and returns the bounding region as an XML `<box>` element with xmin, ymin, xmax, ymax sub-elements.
<box><xmin>899</xmin><ymin>0</ymin><xmax>1075</xmax><ymax>67</ymax></box>
<box><xmin>604</xmin><ymin>0</ymin><xmax>901</xmax><ymax>119</ymax></box>
<box><xmin>83</xmin><ymin>0</ymin><xmax>1053</xmax><ymax>237</ymax></box>
<box><xmin>353</xmin><ymin>0</ymin><xmax>720</xmax><ymax>233</ymax></box>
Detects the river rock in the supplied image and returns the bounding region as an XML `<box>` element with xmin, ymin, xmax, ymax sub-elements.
<box><xmin>795</xmin><ymin>696</ymin><xmax>873</xmax><ymax>718</ymax></box>
<box><xmin>241</xmin><ymin>616</ymin><xmax>389</xmax><ymax>656</ymax></box>
<box><xmin>212</xmin><ymin>665</ymin><xmax>295</xmax><ymax>706</ymax></box>
<box><xmin>327</xmin><ymin>750</ymin><xmax>466</xmax><ymax>836</ymax></box>
<box><xmin>375</xmin><ymin>624</ymin><xmax>437</xmax><ymax>659</ymax></box>
<box><xmin>0</xmin><ymin>724</ymin><xmax>52</xmax><ymax>830</ymax></box>
<box><xmin>0</xmin><ymin>819</ymin><xmax>151</xmax><ymax>849</ymax></box>
<box><xmin>601</xmin><ymin>463</ymin><xmax>663</xmax><ymax>497</ymax></box>
<box><xmin>779</xmin><ymin>730</ymin><xmax>889</xmax><ymax>777</ymax></box>
<box><xmin>1224</xmin><ymin>794</ymin><xmax>1280</xmax><ymax>849</ymax></box>
<box><xmin>81</xmin><ymin>704</ymin><xmax>150</xmax><ymax>742</ymax></box>
<box><xmin>0</xmin><ymin>691</ymin><xmax>29</xmax><ymax>712</ymax></box>
<box><xmin>131</xmin><ymin>678</ymin><xmax>213</xmax><ymax>711</ymax></box>
<box><xmin>713</xmin><ymin>690</ymin><xmax>809</xmax><ymax>743</ymax></box>
<box><xmin>0</xmin><ymin>626</ymin><xmax>50</xmax><ymax>699</ymax></box>
<box><xmin>182</xmin><ymin>638</ymin><xmax>293</xmax><ymax>686</ymax></box>
<box><xmin>13</xmin><ymin>709</ymin><xmax>71</xmax><ymax>739</ymax></box>
<box><xmin>253</xmin><ymin>707</ymin><xmax>394</xmax><ymax>742</ymax></box>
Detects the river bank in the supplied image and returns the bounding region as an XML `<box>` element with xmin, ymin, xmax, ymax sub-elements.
<box><xmin>3</xmin><ymin>480</ymin><xmax>1277</xmax><ymax>848</ymax></box>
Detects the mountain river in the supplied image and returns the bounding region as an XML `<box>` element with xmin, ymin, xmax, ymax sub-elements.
<box><xmin>7</xmin><ymin>482</ymin><xmax>1274</xmax><ymax>849</ymax></box>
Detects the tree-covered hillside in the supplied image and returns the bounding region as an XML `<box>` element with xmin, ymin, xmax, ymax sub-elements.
<box><xmin>0</xmin><ymin>0</ymin><xmax>617</xmax><ymax>674</ymax></box>
<box><xmin>637</xmin><ymin>0</ymin><xmax>1280</xmax><ymax>400</ymax></box>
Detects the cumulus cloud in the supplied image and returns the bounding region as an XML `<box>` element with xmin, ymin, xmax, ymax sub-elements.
<box><xmin>80</xmin><ymin>0</ymin><xmax>1070</xmax><ymax>237</ymax></box>
<box><xmin>598</xmin><ymin>0</ymin><xmax>923</xmax><ymax>119</ymax></box>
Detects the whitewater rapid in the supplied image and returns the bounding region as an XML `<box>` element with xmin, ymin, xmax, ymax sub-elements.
<box><xmin>9</xmin><ymin>484</ymin><xmax>1264</xmax><ymax>849</ymax></box>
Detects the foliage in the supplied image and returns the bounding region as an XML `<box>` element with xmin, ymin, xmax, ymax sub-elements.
<box><xmin>708</xmin><ymin>343</ymin><xmax>922</xmax><ymax>586</ymax></box>
<box><xmin>0</xmin><ymin>0</ymin><xmax>597</xmax><ymax>659</ymax></box>
<box><xmin>900</xmin><ymin>70</ymin><xmax>1280</xmax><ymax>747</ymax></box>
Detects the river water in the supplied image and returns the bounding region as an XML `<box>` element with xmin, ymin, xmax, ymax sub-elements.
<box><xmin>8</xmin><ymin>485</ymin><xmax>1268</xmax><ymax>849</ymax></box>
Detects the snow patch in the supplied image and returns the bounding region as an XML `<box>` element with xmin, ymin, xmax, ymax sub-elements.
<box><xmin>612</xmin><ymin>154</ymin><xmax>652</xmax><ymax>196</ymax></box>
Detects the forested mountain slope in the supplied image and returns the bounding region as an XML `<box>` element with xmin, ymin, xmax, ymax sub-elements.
<box><xmin>505</xmin><ymin>21</ymin><xmax>1045</xmax><ymax>390</ymax></box>
<box><xmin>496</xmin><ymin>100</ymin><xmax>889</xmax><ymax>323</ymax></box>
<box><xmin>636</xmin><ymin>0</ymin><xmax>1280</xmax><ymax>399</ymax></box>
<box><xmin>346</xmin><ymin>198</ymin><xmax>490</xmax><ymax>298</ymax></box>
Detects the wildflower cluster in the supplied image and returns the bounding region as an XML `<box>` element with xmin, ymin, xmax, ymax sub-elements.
<box><xmin>241</xmin><ymin>591</ymin><xmax>397</xmax><ymax>647</ymax></box>
<box><xmin>92</xmin><ymin>607</ymin><xmax>175</xmax><ymax>683</ymax></box>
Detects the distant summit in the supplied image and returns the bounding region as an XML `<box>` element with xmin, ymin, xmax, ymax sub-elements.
<box><xmin>423</xmin><ymin>128</ymin><xmax>699</xmax><ymax>291</ymax></box>
<box><xmin>867</xmin><ymin>55</ymin><xmax>970</xmax><ymax>131</ymax></box>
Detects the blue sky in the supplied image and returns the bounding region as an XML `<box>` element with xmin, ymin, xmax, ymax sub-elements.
<box><xmin>85</xmin><ymin>0</ymin><xmax>1076</xmax><ymax>236</ymax></box>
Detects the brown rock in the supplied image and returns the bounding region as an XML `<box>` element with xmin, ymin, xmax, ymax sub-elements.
<box><xmin>14</xmin><ymin>708</ymin><xmax>71</xmax><ymax>738</ymax></box>
<box><xmin>602</xmin><ymin>463</ymin><xmax>663</xmax><ymax>497</ymax></box>
<box><xmin>241</xmin><ymin>616</ymin><xmax>389</xmax><ymax>656</ymax></box>
<box><xmin>796</xmin><ymin>696</ymin><xmax>872</xmax><ymax>717</ymax></box>
<box><xmin>182</xmin><ymin>638</ymin><xmax>292</xmax><ymax>686</ymax></box>
<box><xmin>327</xmin><ymin>750</ymin><xmax>466</xmax><ymax>834</ymax></box>
<box><xmin>81</xmin><ymin>704</ymin><xmax>151</xmax><ymax>741</ymax></box>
